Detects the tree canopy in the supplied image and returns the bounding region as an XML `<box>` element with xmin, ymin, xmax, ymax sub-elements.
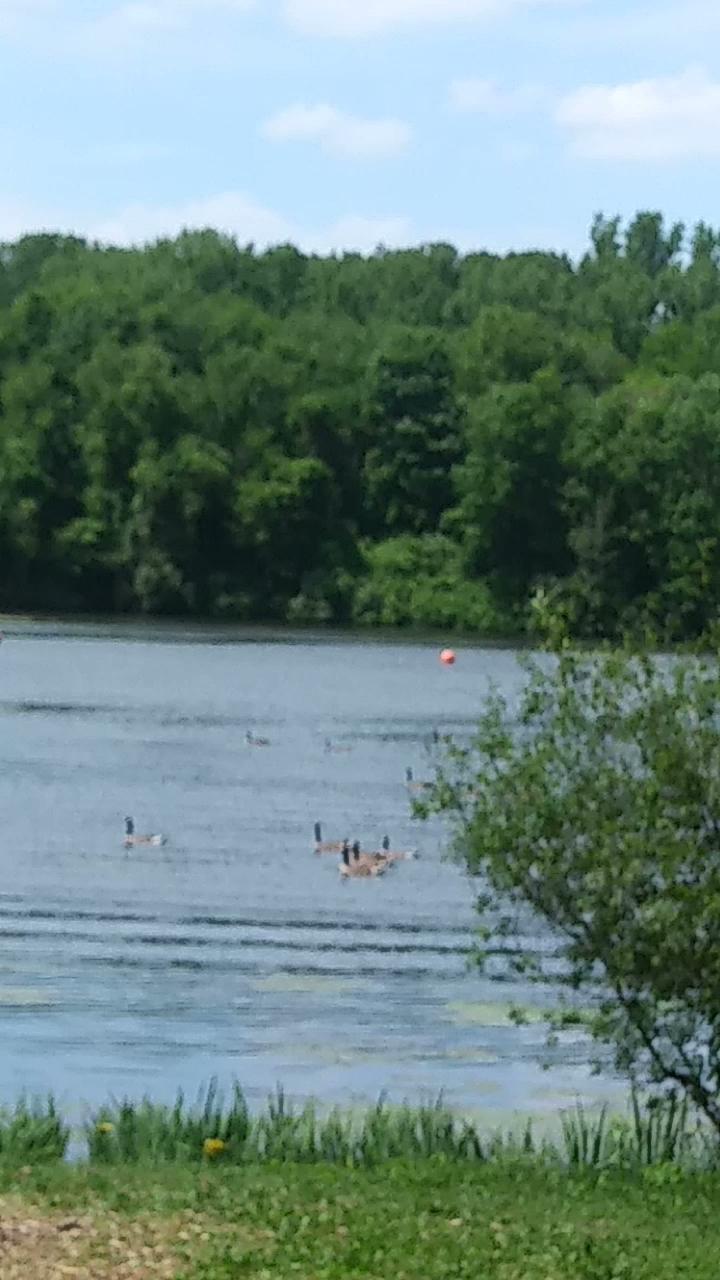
<box><xmin>1</xmin><ymin>213</ymin><xmax>719</xmax><ymax>636</ymax></box>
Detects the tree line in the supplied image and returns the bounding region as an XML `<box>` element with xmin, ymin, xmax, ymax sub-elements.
<box><xmin>1</xmin><ymin>211</ymin><xmax>719</xmax><ymax>638</ymax></box>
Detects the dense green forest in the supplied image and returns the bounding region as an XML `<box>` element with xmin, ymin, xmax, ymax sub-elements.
<box><xmin>1</xmin><ymin>211</ymin><xmax>719</xmax><ymax>638</ymax></box>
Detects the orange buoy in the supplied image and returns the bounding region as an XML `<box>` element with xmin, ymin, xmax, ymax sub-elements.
<box><xmin>440</xmin><ymin>649</ymin><xmax>456</xmax><ymax>666</ymax></box>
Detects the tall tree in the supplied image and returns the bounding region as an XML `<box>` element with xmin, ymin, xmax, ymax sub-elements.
<box><xmin>449</xmin><ymin>368</ymin><xmax>575</xmax><ymax>602</ymax></box>
<box><xmin>362</xmin><ymin>328</ymin><xmax>462</xmax><ymax>538</ymax></box>
<box><xmin>565</xmin><ymin>374</ymin><xmax>720</xmax><ymax>638</ymax></box>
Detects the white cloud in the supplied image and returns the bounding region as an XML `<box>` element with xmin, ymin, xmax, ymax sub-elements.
<box><xmin>557</xmin><ymin>67</ymin><xmax>720</xmax><ymax>160</ymax></box>
<box><xmin>450</xmin><ymin>78</ymin><xmax>543</xmax><ymax>114</ymax></box>
<box><xmin>86</xmin><ymin>0</ymin><xmax>254</xmax><ymax>45</ymax></box>
<box><xmin>0</xmin><ymin>0</ymin><xmax>55</xmax><ymax>35</ymax></box>
<box><xmin>89</xmin><ymin>192</ymin><xmax>292</xmax><ymax>247</ymax></box>
<box><xmin>86</xmin><ymin>192</ymin><xmax>412</xmax><ymax>254</ymax></box>
<box><xmin>0</xmin><ymin>0</ymin><xmax>47</xmax><ymax>11</ymax></box>
<box><xmin>0</xmin><ymin>191</ymin><xmax>585</xmax><ymax>258</ymax></box>
<box><xmin>120</xmin><ymin>0</ymin><xmax>252</xmax><ymax>20</ymax></box>
<box><xmin>552</xmin><ymin>1</ymin><xmax>720</xmax><ymax>55</ymax></box>
<box><xmin>283</xmin><ymin>0</ymin><xmax>572</xmax><ymax>38</ymax></box>
<box><xmin>262</xmin><ymin>104</ymin><xmax>411</xmax><ymax>159</ymax></box>
<box><xmin>0</xmin><ymin>200</ymin><xmax>59</xmax><ymax>243</ymax></box>
<box><xmin>303</xmin><ymin>215</ymin><xmax>413</xmax><ymax>254</ymax></box>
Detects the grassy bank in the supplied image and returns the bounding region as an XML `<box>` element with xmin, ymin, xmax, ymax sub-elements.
<box><xmin>2</xmin><ymin>1159</ymin><xmax>720</xmax><ymax>1279</ymax></box>
<box><xmin>0</xmin><ymin>1091</ymin><xmax>719</xmax><ymax>1275</ymax></box>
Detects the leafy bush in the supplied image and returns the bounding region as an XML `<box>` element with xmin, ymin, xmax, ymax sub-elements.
<box><xmin>353</xmin><ymin>535</ymin><xmax>511</xmax><ymax>632</ymax></box>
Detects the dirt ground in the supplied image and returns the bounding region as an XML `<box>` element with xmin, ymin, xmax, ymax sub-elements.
<box><xmin>0</xmin><ymin>1198</ymin><xmax>206</xmax><ymax>1279</ymax></box>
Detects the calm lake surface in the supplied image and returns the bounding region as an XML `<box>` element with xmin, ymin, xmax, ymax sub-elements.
<box><xmin>0</xmin><ymin>623</ymin><xmax>621</xmax><ymax>1123</ymax></box>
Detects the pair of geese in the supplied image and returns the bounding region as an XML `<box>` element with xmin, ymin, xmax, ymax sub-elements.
<box><xmin>314</xmin><ymin>824</ymin><xmax>417</xmax><ymax>879</ymax></box>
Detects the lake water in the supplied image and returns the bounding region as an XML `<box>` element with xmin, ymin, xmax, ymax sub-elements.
<box><xmin>0</xmin><ymin>622</ymin><xmax>621</xmax><ymax>1124</ymax></box>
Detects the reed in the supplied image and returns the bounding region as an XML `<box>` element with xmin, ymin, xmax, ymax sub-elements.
<box><xmin>88</xmin><ymin>1081</ymin><xmax>250</xmax><ymax>1164</ymax></box>
<box><xmin>87</xmin><ymin>1086</ymin><xmax>493</xmax><ymax>1167</ymax></box>
<box><xmin>559</xmin><ymin>1093</ymin><xmax>716</xmax><ymax>1169</ymax></box>
<box><xmin>0</xmin><ymin>1096</ymin><xmax>68</xmax><ymax>1163</ymax></box>
<box><xmin>81</xmin><ymin>1084</ymin><xmax>720</xmax><ymax>1170</ymax></box>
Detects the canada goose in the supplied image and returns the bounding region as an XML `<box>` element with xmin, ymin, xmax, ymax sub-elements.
<box><xmin>124</xmin><ymin>817</ymin><xmax>167</xmax><ymax>849</ymax></box>
<box><xmin>347</xmin><ymin>838</ymin><xmax>411</xmax><ymax>874</ymax></box>
<box><xmin>374</xmin><ymin>835</ymin><xmax>418</xmax><ymax>864</ymax></box>
<box><xmin>340</xmin><ymin>840</ymin><xmax>388</xmax><ymax>879</ymax></box>
<box><xmin>314</xmin><ymin>822</ymin><xmax>344</xmax><ymax>855</ymax></box>
<box><xmin>246</xmin><ymin>730</ymin><xmax>271</xmax><ymax>747</ymax></box>
<box><xmin>324</xmin><ymin>738</ymin><xmax>352</xmax><ymax>754</ymax></box>
<box><xmin>341</xmin><ymin>861</ymin><xmax>385</xmax><ymax>879</ymax></box>
<box><xmin>352</xmin><ymin>836</ymin><xmax>417</xmax><ymax>869</ymax></box>
<box><xmin>405</xmin><ymin>767</ymin><xmax>432</xmax><ymax>793</ymax></box>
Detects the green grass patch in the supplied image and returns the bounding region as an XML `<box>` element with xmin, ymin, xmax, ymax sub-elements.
<box><xmin>1</xmin><ymin>1089</ymin><xmax>719</xmax><ymax>1278</ymax></box>
<box><xmin>3</xmin><ymin>1158</ymin><xmax>720</xmax><ymax>1279</ymax></box>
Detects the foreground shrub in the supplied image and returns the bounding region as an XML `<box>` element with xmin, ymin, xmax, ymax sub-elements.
<box><xmin>423</xmin><ymin>630</ymin><xmax>720</xmax><ymax>1134</ymax></box>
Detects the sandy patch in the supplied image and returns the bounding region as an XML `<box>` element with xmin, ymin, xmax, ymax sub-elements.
<box><xmin>0</xmin><ymin>1198</ymin><xmax>203</xmax><ymax>1279</ymax></box>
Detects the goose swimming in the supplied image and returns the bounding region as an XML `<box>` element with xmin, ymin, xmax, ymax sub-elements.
<box><xmin>314</xmin><ymin>822</ymin><xmax>343</xmax><ymax>855</ymax></box>
<box><xmin>374</xmin><ymin>835</ymin><xmax>418</xmax><ymax>864</ymax></box>
<box><xmin>405</xmin><ymin>767</ymin><xmax>432</xmax><ymax>793</ymax></box>
<box><xmin>351</xmin><ymin>836</ymin><xmax>417</xmax><ymax>870</ymax></box>
<box><xmin>124</xmin><ymin>817</ymin><xmax>167</xmax><ymax>849</ymax></box>
<box><xmin>246</xmin><ymin>730</ymin><xmax>271</xmax><ymax>747</ymax></box>
<box><xmin>339</xmin><ymin>840</ymin><xmax>388</xmax><ymax>879</ymax></box>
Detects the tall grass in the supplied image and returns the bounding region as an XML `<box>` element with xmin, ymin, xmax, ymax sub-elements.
<box><xmin>85</xmin><ymin>1081</ymin><xmax>720</xmax><ymax>1170</ymax></box>
<box><xmin>89</xmin><ymin>1081</ymin><xmax>250</xmax><ymax>1164</ymax></box>
<box><xmin>0</xmin><ymin>1097</ymin><xmax>68</xmax><ymax>1163</ymax></box>
<box><xmin>1</xmin><ymin>1081</ymin><xmax>716</xmax><ymax>1173</ymax></box>
<box><xmin>88</xmin><ymin>1086</ymin><xmax>489</xmax><ymax>1166</ymax></box>
<box><xmin>560</xmin><ymin>1094</ymin><xmax>720</xmax><ymax>1170</ymax></box>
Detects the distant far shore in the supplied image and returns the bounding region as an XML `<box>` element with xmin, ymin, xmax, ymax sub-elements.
<box><xmin>0</xmin><ymin>610</ymin><xmax>524</xmax><ymax>650</ymax></box>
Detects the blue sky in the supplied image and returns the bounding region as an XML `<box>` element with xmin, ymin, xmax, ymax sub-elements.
<box><xmin>2</xmin><ymin>0</ymin><xmax>720</xmax><ymax>255</ymax></box>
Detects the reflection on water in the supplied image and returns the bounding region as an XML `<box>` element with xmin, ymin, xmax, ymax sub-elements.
<box><xmin>0</xmin><ymin>623</ymin><xmax>622</xmax><ymax>1117</ymax></box>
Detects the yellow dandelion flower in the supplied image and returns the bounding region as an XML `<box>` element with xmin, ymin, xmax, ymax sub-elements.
<box><xmin>203</xmin><ymin>1137</ymin><xmax>227</xmax><ymax>1158</ymax></box>
<box><xmin>96</xmin><ymin>1122</ymin><xmax>115</xmax><ymax>1135</ymax></box>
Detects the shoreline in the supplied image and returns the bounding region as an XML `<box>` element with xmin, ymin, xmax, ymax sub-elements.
<box><xmin>0</xmin><ymin>1086</ymin><xmax>707</xmax><ymax>1171</ymax></box>
<box><xmin>0</xmin><ymin>609</ymin><xmax>525</xmax><ymax>650</ymax></box>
